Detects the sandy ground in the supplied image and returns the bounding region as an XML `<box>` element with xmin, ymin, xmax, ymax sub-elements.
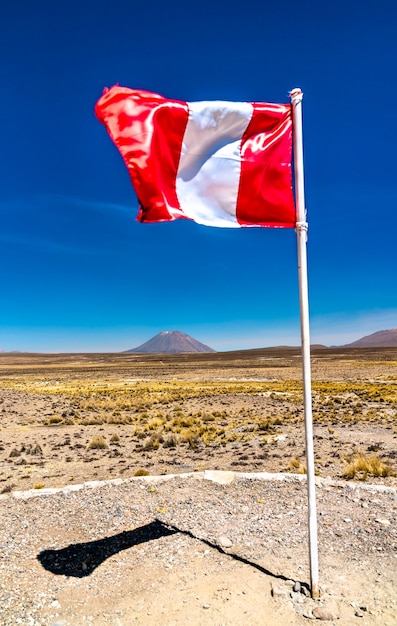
<box><xmin>1</xmin><ymin>471</ymin><xmax>396</xmax><ymax>625</ymax></box>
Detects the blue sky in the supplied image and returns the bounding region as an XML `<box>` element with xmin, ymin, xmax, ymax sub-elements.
<box><xmin>1</xmin><ymin>0</ymin><xmax>396</xmax><ymax>352</ymax></box>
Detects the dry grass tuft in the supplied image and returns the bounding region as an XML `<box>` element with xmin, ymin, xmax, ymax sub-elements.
<box><xmin>143</xmin><ymin>433</ymin><xmax>163</xmax><ymax>450</ymax></box>
<box><xmin>80</xmin><ymin>417</ymin><xmax>105</xmax><ymax>425</ymax></box>
<box><xmin>180</xmin><ymin>430</ymin><xmax>202</xmax><ymax>449</ymax></box>
<box><xmin>45</xmin><ymin>415</ymin><xmax>64</xmax><ymax>425</ymax></box>
<box><xmin>257</xmin><ymin>418</ymin><xmax>275</xmax><ymax>432</ymax></box>
<box><xmin>342</xmin><ymin>452</ymin><xmax>395</xmax><ymax>480</ymax></box>
<box><xmin>87</xmin><ymin>435</ymin><xmax>108</xmax><ymax>450</ymax></box>
<box><xmin>288</xmin><ymin>456</ymin><xmax>306</xmax><ymax>474</ymax></box>
<box><xmin>134</xmin><ymin>468</ymin><xmax>149</xmax><ymax>476</ymax></box>
<box><xmin>162</xmin><ymin>434</ymin><xmax>178</xmax><ymax>448</ymax></box>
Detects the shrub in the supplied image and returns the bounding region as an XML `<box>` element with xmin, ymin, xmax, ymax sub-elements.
<box><xmin>181</xmin><ymin>431</ymin><xmax>202</xmax><ymax>448</ymax></box>
<box><xmin>134</xmin><ymin>469</ymin><xmax>149</xmax><ymax>476</ymax></box>
<box><xmin>163</xmin><ymin>434</ymin><xmax>178</xmax><ymax>448</ymax></box>
<box><xmin>342</xmin><ymin>452</ymin><xmax>395</xmax><ymax>480</ymax></box>
<box><xmin>47</xmin><ymin>415</ymin><xmax>63</xmax><ymax>425</ymax></box>
<box><xmin>87</xmin><ymin>436</ymin><xmax>108</xmax><ymax>450</ymax></box>
<box><xmin>143</xmin><ymin>434</ymin><xmax>162</xmax><ymax>450</ymax></box>
<box><xmin>81</xmin><ymin>417</ymin><xmax>105</xmax><ymax>425</ymax></box>
<box><xmin>257</xmin><ymin>418</ymin><xmax>274</xmax><ymax>432</ymax></box>
<box><xmin>288</xmin><ymin>457</ymin><xmax>306</xmax><ymax>474</ymax></box>
<box><xmin>148</xmin><ymin>417</ymin><xmax>166</xmax><ymax>430</ymax></box>
<box><xmin>135</xmin><ymin>428</ymin><xmax>146</xmax><ymax>439</ymax></box>
<box><xmin>106</xmin><ymin>415</ymin><xmax>130</xmax><ymax>425</ymax></box>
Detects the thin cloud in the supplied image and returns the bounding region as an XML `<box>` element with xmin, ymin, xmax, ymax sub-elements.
<box><xmin>0</xmin><ymin>194</ymin><xmax>138</xmax><ymax>255</ymax></box>
<box><xmin>34</xmin><ymin>194</ymin><xmax>135</xmax><ymax>216</ymax></box>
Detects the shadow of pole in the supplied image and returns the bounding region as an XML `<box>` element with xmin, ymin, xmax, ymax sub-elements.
<box><xmin>37</xmin><ymin>517</ymin><xmax>308</xmax><ymax>591</ymax></box>
<box><xmin>164</xmin><ymin>521</ymin><xmax>296</xmax><ymax>586</ymax></box>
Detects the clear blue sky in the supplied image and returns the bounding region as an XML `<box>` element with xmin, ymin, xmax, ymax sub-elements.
<box><xmin>1</xmin><ymin>0</ymin><xmax>396</xmax><ymax>352</ymax></box>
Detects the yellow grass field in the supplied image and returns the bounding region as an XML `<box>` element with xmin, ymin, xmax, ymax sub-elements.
<box><xmin>0</xmin><ymin>346</ymin><xmax>396</xmax><ymax>492</ymax></box>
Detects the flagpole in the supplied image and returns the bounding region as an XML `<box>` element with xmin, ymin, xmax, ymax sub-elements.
<box><xmin>290</xmin><ymin>88</ymin><xmax>319</xmax><ymax>599</ymax></box>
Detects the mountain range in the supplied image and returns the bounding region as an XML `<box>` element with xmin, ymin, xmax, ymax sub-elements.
<box><xmin>126</xmin><ymin>327</ymin><xmax>397</xmax><ymax>354</ymax></box>
<box><xmin>341</xmin><ymin>328</ymin><xmax>397</xmax><ymax>348</ymax></box>
<box><xmin>2</xmin><ymin>328</ymin><xmax>396</xmax><ymax>355</ymax></box>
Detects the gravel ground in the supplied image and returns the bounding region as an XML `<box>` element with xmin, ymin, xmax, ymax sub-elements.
<box><xmin>0</xmin><ymin>471</ymin><xmax>396</xmax><ymax>625</ymax></box>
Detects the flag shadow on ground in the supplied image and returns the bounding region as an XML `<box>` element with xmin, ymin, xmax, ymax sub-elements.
<box><xmin>38</xmin><ymin>518</ymin><xmax>304</xmax><ymax>589</ymax></box>
<box><xmin>37</xmin><ymin>519</ymin><xmax>177</xmax><ymax>578</ymax></box>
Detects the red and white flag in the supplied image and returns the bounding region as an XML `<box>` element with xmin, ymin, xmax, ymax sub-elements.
<box><xmin>95</xmin><ymin>86</ymin><xmax>295</xmax><ymax>228</ymax></box>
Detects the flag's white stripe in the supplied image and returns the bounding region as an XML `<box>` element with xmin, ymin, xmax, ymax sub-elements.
<box><xmin>176</xmin><ymin>101</ymin><xmax>253</xmax><ymax>227</ymax></box>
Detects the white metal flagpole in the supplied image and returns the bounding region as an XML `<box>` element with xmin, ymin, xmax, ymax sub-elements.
<box><xmin>290</xmin><ymin>88</ymin><xmax>319</xmax><ymax>598</ymax></box>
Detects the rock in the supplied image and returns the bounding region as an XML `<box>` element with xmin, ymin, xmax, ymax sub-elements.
<box><xmin>302</xmin><ymin>610</ymin><xmax>315</xmax><ymax>619</ymax></box>
<box><xmin>271</xmin><ymin>583</ymin><xmax>289</xmax><ymax>598</ymax></box>
<box><xmin>375</xmin><ymin>518</ymin><xmax>391</xmax><ymax>526</ymax></box>
<box><xmin>355</xmin><ymin>610</ymin><xmax>364</xmax><ymax>617</ymax></box>
<box><xmin>217</xmin><ymin>535</ymin><xmax>233</xmax><ymax>549</ymax></box>
<box><xmin>290</xmin><ymin>591</ymin><xmax>304</xmax><ymax>603</ymax></box>
<box><xmin>293</xmin><ymin>581</ymin><xmax>301</xmax><ymax>593</ymax></box>
<box><xmin>204</xmin><ymin>470</ymin><xmax>235</xmax><ymax>484</ymax></box>
<box><xmin>312</xmin><ymin>606</ymin><xmax>334</xmax><ymax>620</ymax></box>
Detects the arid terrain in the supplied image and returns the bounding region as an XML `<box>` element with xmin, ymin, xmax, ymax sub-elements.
<box><xmin>0</xmin><ymin>347</ymin><xmax>396</xmax><ymax>492</ymax></box>
<box><xmin>0</xmin><ymin>347</ymin><xmax>396</xmax><ymax>624</ymax></box>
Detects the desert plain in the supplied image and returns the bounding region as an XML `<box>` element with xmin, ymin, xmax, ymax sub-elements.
<box><xmin>0</xmin><ymin>346</ymin><xmax>396</xmax><ymax>491</ymax></box>
<box><xmin>0</xmin><ymin>347</ymin><xmax>396</xmax><ymax>625</ymax></box>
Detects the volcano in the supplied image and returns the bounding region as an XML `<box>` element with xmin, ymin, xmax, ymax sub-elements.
<box><xmin>125</xmin><ymin>331</ymin><xmax>216</xmax><ymax>354</ymax></box>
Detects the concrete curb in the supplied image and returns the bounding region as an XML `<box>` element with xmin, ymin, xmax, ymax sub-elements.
<box><xmin>1</xmin><ymin>470</ymin><xmax>396</xmax><ymax>501</ymax></box>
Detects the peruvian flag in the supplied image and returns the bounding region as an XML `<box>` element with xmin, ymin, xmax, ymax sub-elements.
<box><xmin>95</xmin><ymin>86</ymin><xmax>295</xmax><ymax>228</ymax></box>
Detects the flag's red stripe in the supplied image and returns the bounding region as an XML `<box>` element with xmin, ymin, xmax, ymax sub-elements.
<box><xmin>236</xmin><ymin>103</ymin><xmax>295</xmax><ymax>227</ymax></box>
<box><xmin>95</xmin><ymin>87</ymin><xmax>189</xmax><ymax>222</ymax></box>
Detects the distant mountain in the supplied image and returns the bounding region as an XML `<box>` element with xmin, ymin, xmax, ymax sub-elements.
<box><xmin>342</xmin><ymin>328</ymin><xmax>397</xmax><ymax>348</ymax></box>
<box><xmin>125</xmin><ymin>331</ymin><xmax>216</xmax><ymax>354</ymax></box>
